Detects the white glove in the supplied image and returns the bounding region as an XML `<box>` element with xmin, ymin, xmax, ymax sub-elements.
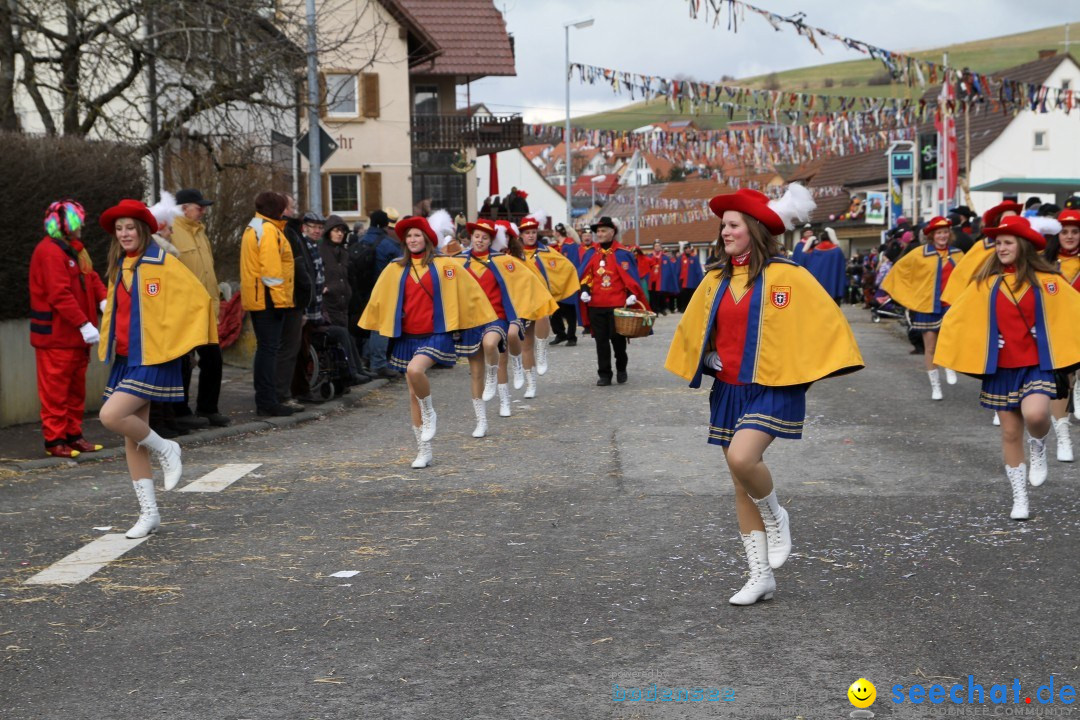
<box><xmin>703</xmin><ymin>351</ymin><xmax>723</xmax><ymax>372</ymax></box>
<box><xmin>625</xmin><ymin>294</ymin><xmax>638</xmax><ymax>307</ymax></box>
<box><xmin>580</xmin><ymin>291</ymin><xmax>592</xmax><ymax>303</ymax></box>
<box><xmin>997</xmin><ymin>334</ymin><xmax>1005</xmax><ymax>349</ymax></box>
<box><xmin>79</xmin><ymin>322</ymin><xmax>100</xmax><ymax>345</ymax></box>
<box><xmin>1030</xmin><ymin>326</ymin><xmax>1037</xmax><ymax>339</ymax></box>
<box><xmin>99</xmin><ymin>299</ymin><xmax>107</xmax><ymax>313</ymax></box>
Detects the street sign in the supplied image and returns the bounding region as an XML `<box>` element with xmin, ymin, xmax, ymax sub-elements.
<box><xmin>890</xmin><ymin>152</ymin><xmax>914</xmax><ymax>178</ymax></box>
<box><xmin>296</xmin><ymin>125</ymin><xmax>338</xmax><ymax>163</ymax></box>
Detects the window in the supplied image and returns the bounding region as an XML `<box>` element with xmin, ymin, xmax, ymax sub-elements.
<box><xmin>1063</xmin><ymin>79</ymin><xmax>1072</xmax><ymax>92</ymax></box>
<box><xmin>414</xmin><ymin>85</ymin><xmax>439</xmax><ymax>116</ymax></box>
<box><xmin>326</xmin><ymin>74</ymin><xmax>358</xmax><ymax>116</ymax></box>
<box><xmin>1034</xmin><ymin>130</ymin><xmax>1048</xmax><ymax>150</ymax></box>
<box><xmin>329</xmin><ymin>174</ymin><xmax>359</xmax><ymax>214</ymax></box>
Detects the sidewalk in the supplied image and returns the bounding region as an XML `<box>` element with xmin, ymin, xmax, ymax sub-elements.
<box><xmin>0</xmin><ymin>363</ymin><xmax>391</xmax><ymax>471</ymax></box>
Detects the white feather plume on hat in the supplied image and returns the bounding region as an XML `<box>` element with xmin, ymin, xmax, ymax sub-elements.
<box><xmin>530</xmin><ymin>209</ymin><xmax>548</xmax><ymax>229</ymax></box>
<box><xmin>149</xmin><ymin>191</ymin><xmax>182</xmax><ymax>228</ymax></box>
<box><xmin>492</xmin><ymin>224</ymin><xmax>509</xmax><ymax>252</ymax></box>
<box><xmin>428</xmin><ymin>209</ymin><xmax>455</xmax><ymax>251</ymax></box>
<box><xmin>1029</xmin><ymin>216</ymin><xmax>1063</xmax><ymax>237</ymax></box>
<box><xmin>822</xmin><ymin>227</ymin><xmax>839</xmax><ymax>245</ymax></box>
<box><xmin>767</xmin><ymin>183</ymin><xmax>816</xmax><ymax>232</ymax></box>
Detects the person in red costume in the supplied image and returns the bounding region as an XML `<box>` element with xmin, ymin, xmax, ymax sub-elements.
<box><xmin>578</xmin><ymin>217</ymin><xmax>650</xmax><ymax>386</ymax></box>
<box><xmin>29</xmin><ymin>200</ymin><xmax>109</xmax><ymax>458</ymax></box>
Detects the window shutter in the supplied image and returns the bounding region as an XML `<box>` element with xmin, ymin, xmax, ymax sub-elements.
<box><xmin>362</xmin><ymin>73</ymin><xmax>380</xmax><ymax>118</ymax></box>
<box><xmin>363</xmin><ymin>172</ymin><xmax>382</xmax><ymax>216</ymax></box>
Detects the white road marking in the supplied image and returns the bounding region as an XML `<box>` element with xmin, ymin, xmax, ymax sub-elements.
<box><xmin>24</xmin><ymin>534</ymin><xmax>150</xmax><ymax>585</ymax></box>
<box><xmin>178</xmin><ymin>463</ymin><xmax>262</xmax><ymax>493</ymax></box>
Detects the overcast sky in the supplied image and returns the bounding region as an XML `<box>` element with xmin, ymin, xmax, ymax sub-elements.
<box><xmin>463</xmin><ymin>0</ymin><xmax>1079</xmax><ymax>124</ymax></box>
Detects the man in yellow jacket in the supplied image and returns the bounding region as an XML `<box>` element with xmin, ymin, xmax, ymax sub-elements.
<box><xmin>172</xmin><ymin>188</ymin><xmax>228</xmax><ymax>428</ymax></box>
<box><xmin>240</xmin><ymin>191</ymin><xmax>296</xmax><ymax>417</ymax></box>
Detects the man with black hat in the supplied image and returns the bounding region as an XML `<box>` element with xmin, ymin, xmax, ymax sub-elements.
<box><xmin>577</xmin><ymin>216</ymin><xmax>649</xmax><ymax>386</ymax></box>
<box><xmin>171</xmin><ymin>188</ymin><xmax>229</xmax><ymax>427</ymax></box>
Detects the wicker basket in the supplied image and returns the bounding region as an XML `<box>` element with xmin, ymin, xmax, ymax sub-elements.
<box><xmin>614</xmin><ymin>301</ymin><xmax>657</xmax><ymax>339</ymax></box>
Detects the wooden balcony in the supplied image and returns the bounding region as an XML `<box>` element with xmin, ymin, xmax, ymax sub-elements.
<box><xmin>411</xmin><ymin>113</ymin><xmax>524</xmax><ymax>156</ymax></box>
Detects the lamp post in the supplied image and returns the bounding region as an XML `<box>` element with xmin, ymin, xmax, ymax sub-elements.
<box><xmin>565</xmin><ymin>17</ymin><xmax>594</xmax><ymax>227</ymax></box>
<box><xmin>590</xmin><ymin>174</ymin><xmax>607</xmax><ymax>212</ymax></box>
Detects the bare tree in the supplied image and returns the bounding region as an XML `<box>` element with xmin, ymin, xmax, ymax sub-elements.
<box><xmin>6</xmin><ymin>0</ymin><xmax>392</xmax><ymax>165</ymax></box>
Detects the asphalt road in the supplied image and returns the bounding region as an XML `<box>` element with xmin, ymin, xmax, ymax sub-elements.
<box><xmin>2</xmin><ymin>307</ymin><xmax>1078</xmax><ymax>720</ymax></box>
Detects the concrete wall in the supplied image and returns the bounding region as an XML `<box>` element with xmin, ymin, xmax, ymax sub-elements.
<box><xmin>0</xmin><ymin>320</ymin><xmax>110</xmax><ymax>428</ymax></box>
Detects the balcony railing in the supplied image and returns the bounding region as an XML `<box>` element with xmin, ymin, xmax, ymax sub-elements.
<box><xmin>411</xmin><ymin>113</ymin><xmax>524</xmax><ymax>156</ymax></box>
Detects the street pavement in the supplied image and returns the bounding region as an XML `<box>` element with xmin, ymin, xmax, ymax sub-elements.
<box><xmin>2</xmin><ymin>307</ymin><xmax>1078</xmax><ymax>719</ymax></box>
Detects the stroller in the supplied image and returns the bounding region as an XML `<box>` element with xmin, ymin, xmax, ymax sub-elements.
<box><xmin>870</xmin><ymin>289</ymin><xmax>910</xmax><ymax>328</ymax></box>
<box><xmin>304</xmin><ymin>326</ymin><xmax>352</xmax><ymax>401</ymax></box>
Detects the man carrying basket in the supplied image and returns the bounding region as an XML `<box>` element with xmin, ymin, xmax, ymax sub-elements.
<box><xmin>578</xmin><ymin>217</ymin><xmax>651</xmax><ymax>386</ymax></box>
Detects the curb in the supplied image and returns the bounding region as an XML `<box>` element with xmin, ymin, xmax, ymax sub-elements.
<box><xmin>7</xmin><ymin>379</ymin><xmax>391</xmax><ymax>473</ymax></box>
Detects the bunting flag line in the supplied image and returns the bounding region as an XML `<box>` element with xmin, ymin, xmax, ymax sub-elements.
<box><xmin>685</xmin><ymin>0</ymin><xmax>1075</xmax><ymax>108</ymax></box>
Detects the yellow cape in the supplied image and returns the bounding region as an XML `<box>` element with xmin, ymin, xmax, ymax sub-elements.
<box><xmin>940</xmin><ymin>236</ymin><xmax>994</xmax><ymax>306</ymax></box>
<box><xmin>935</xmin><ymin>271</ymin><xmax>1080</xmax><ymax>375</ymax></box>
<box><xmin>665</xmin><ymin>259</ymin><xmax>864</xmax><ymax>387</ymax></box>
<box><xmin>454</xmin><ymin>254</ymin><xmax>559</xmax><ymax>321</ymax></box>
<box><xmin>99</xmin><ymin>244</ymin><xmax>217</xmax><ymax>365</ymax></box>
<box><xmin>358</xmin><ymin>256</ymin><xmax>497</xmax><ymax>337</ymax></box>
<box><xmin>881</xmin><ymin>244</ymin><xmax>964</xmax><ymax>313</ymax></box>
<box><xmin>524</xmin><ymin>246</ymin><xmax>582</xmax><ymax>301</ymax></box>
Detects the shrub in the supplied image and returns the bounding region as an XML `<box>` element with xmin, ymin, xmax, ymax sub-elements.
<box><xmin>867</xmin><ymin>71</ymin><xmax>894</xmax><ymax>87</ymax></box>
<box><xmin>1</xmin><ymin>132</ymin><xmax>145</xmax><ymax>321</ymax></box>
<box><xmin>840</xmin><ymin>78</ymin><xmax>859</xmax><ymax>87</ymax></box>
<box><xmin>823</xmin><ymin>78</ymin><xmax>835</xmax><ymax>88</ymax></box>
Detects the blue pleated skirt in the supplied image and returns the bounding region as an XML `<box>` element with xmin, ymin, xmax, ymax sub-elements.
<box><xmin>455</xmin><ymin>319</ymin><xmax>511</xmax><ymax>357</ymax></box>
<box><xmin>389</xmin><ymin>333</ymin><xmax>458</xmax><ymax>371</ymax></box>
<box><xmin>910</xmin><ymin>308</ymin><xmax>946</xmax><ymax>331</ymax></box>
<box><xmin>979</xmin><ymin>365</ymin><xmax>1058</xmax><ymax>410</ymax></box>
<box><xmin>104</xmin><ymin>355</ymin><xmax>184</xmax><ymax>401</ymax></box>
<box><xmin>708</xmin><ymin>379</ymin><xmax>807</xmax><ymax>448</ymax></box>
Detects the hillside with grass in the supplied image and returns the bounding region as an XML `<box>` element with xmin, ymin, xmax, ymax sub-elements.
<box><xmin>572</xmin><ymin>22</ymin><xmax>1073</xmax><ymax>131</ymax></box>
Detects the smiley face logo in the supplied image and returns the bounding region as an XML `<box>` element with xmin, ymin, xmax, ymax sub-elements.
<box><xmin>847</xmin><ymin>678</ymin><xmax>876</xmax><ymax>708</ymax></box>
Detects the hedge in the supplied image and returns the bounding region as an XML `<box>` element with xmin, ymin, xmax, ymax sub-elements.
<box><xmin>1</xmin><ymin>132</ymin><xmax>146</xmax><ymax>321</ymax></box>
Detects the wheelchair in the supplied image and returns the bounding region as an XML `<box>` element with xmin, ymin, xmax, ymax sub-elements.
<box><xmin>303</xmin><ymin>326</ymin><xmax>351</xmax><ymax>401</ymax></box>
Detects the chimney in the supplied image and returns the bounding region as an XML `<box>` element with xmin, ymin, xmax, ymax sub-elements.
<box><xmin>1038</xmin><ymin>49</ymin><xmax>1057</xmax><ymax>59</ymax></box>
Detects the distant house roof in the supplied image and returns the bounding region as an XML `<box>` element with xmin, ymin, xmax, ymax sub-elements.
<box><xmin>398</xmin><ymin>0</ymin><xmax>517</xmax><ymax>79</ymax></box>
<box><xmin>602</xmin><ymin>178</ymin><xmax>734</xmax><ymax>246</ymax></box>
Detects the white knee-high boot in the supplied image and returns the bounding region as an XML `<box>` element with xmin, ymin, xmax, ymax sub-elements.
<box><xmin>472</xmin><ymin>398</ymin><xmax>488</xmax><ymax>438</ymax></box>
<box><xmin>125</xmin><ymin>478</ymin><xmax>160</xmax><ymax>539</ymax></box>
<box><xmin>944</xmin><ymin>367</ymin><xmax>958</xmax><ymax>385</ymax></box>
<box><xmin>1028</xmin><ymin>430</ymin><xmax>1049</xmax><ymax>486</ymax></box>
<box><xmin>411</xmin><ymin>426</ymin><xmax>432</xmax><ymax>469</ymax></box>
<box><xmin>417</xmin><ymin>395</ymin><xmax>437</xmax><ymax>442</ymax></box>
<box><xmin>535</xmin><ymin>337</ymin><xmax>550</xmax><ymax>375</ymax></box>
<box><xmin>482</xmin><ymin>364</ymin><xmax>498</xmax><ymax>401</ymax></box>
<box><xmin>498</xmin><ymin>384</ymin><xmax>512</xmax><ymax>417</ymax></box>
<box><xmin>750</xmin><ymin>490</ymin><xmax>791</xmax><ymax>568</ymax></box>
<box><xmin>928</xmin><ymin>369</ymin><xmax>943</xmax><ymax>401</ymax></box>
<box><xmin>510</xmin><ymin>354</ymin><xmax>525</xmax><ymax>389</ymax></box>
<box><xmin>523</xmin><ymin>369</ymin><xmax>537</xmax><ymax>399</ymax></box>
<box><xmin>138</xmin><ymin>430</ymin><xmax>182</xmax><ymax>490</ymax></box>
<box><xmin>729</xmin><ymin>531</ymin><xmax>775</xmax><ymax>606</ymax></box>
<box><xmin>1053</xmin><ymin>416</ymin><xmax>1073</xmax><ymax>462</ymax></box>
<box><xmin>1006</xmin><ymin>463</ymin><xmax>1029</xmax><ymax>520</ymax></box>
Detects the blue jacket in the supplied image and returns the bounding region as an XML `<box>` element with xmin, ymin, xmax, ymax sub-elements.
<box><xmin>363</xmin><ymin>226</ymin><xmax>401</xmax><ymax>275</ymax></box>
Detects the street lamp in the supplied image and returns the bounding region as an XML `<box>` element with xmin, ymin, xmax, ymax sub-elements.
<box><xmin>590</xmin><ymin>174</ymin><xmax>607</xmax><ymax>211</ymax></box>
<box><xmin>565</xmin><ymin>17</ymin><xmax>593</xmax><ymax>226</ymax></box>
